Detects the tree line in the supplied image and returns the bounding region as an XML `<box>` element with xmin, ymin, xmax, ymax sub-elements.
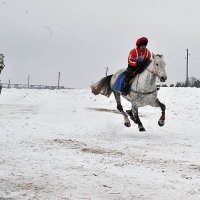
<box><xmin>159</xmin><ymin>77</ymin><xmax>200</xmax><ymax>88</ymax></box>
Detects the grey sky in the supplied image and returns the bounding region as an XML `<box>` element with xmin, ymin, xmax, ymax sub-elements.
<box><xmin>0</xmin><ymin>0</ymin><xmax>200</xmax><ymax>88</ymax></box>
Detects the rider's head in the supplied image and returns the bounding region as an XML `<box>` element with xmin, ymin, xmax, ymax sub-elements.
<box><xmin>136</xmin><ymin>37</ymin><xmax>148</xmax><ymax>52</ymax></box>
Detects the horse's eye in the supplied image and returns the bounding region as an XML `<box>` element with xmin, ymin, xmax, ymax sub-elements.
<box><xmin>156</xmin><ymin>63</ymin><xmax>159</xmax><ymax>66</ymax></box>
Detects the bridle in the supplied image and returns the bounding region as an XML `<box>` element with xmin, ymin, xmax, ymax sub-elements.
<box><xmin>146</xmin><ymin>58</ymin><xmax>165</xmax><ymax>79</ymax></box>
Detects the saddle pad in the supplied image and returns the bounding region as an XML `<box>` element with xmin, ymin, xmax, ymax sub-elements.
<box><xmin>113</xmin><ymin>72</ymin><xmax>125</xmax><ymax>91</ymax></box>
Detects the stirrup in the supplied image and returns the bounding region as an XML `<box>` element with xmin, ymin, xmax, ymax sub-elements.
<box><xmin>121</xmin><ymin>86</ymin><xmax>129</xmax><ymax>96</ymax></box>
<box><xmin>122</xmin><ymin>91</ymin><xmax>128</xmax><ymax>96</ymax></box>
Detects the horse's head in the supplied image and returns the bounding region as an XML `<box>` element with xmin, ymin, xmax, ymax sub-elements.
<box><xmin>152</xmin><ymin>53</ymin><xmax>167</xmax><ymax>82</ymax></box>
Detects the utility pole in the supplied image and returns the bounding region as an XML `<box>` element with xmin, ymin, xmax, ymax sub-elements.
<box><xmin>105</xmin><ymin>67</ymin><xmax>109</xmax><ymax>77</ymax></box>
<box><xmin>58</xmin><ymin>72</ymin><xmax>60</xmax><ymax>89</ymax></box>
<box><xmin>185</xmin><ymin>49</ymin><xmax>189</xmax><ymax>87</ymax></box>
<box><xmin>8</xmin><ymin>79</ymin><xmax>10</xmax><ymax>88</ymax></box>
<box><xmin>28</xmin><ymin>75</ymin><xmax>30</xmax><ymax>89</ymax></box>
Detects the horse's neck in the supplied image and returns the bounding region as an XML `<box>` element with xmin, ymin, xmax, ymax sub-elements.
<box><xmin>131</xmin><ymin>61</ymin><xmax>157</xmax><ymax>91</ymax></box>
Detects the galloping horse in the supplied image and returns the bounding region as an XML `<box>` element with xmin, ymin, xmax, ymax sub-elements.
<box><xmin>91</xmin><ymin>53</ymin><xmax>167</xmax><ymax>131</ymax></box>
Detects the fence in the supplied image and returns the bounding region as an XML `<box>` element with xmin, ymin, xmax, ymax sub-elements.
<box><xmin>1</xmin><ymin>83</ymin><xmax>65</xmax><ymax>90</ymax></box>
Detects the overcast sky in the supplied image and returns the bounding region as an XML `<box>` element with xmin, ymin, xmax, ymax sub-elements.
<box><xmin>0</xmin><ymin>0</ymin><xmax>200</xmax><ymax>88</ymax></box>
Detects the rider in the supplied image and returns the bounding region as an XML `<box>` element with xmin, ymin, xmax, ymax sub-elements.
<box><xmin>121</xmin><ymin>37</ymin><xmax>151</xmax><ymax>95</ymax></box>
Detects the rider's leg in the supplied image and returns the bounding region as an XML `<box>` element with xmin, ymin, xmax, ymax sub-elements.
<box><xmin>121</xmin><ymin>65</ymin><xmax>137</xmax><ymax>95</ymax></box>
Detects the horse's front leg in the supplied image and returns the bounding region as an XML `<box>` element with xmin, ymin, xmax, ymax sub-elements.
<box><xmin>127</xmin><ymin>104</ymin><xmax>146</xmax><ymax>132</ymax></box>
<box><xmin>156</xmin><ymin>99</ymin><xmax>166</xmax><ymax>126</ymax></box>
<box><xmin>114</xmin><ymin>92</ymin><xmax>131</xmax><ymax>127</ymax></box>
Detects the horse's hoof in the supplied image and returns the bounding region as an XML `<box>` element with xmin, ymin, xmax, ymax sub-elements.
<box><xmin>139</xmin><ymin>127</ymin><xmax>146</xmax><ymax>132</ymax></box>
<box><xmin>158</xmin><ymin>120</ymin><xmax>165</xmax><ymax>127</ymax></box>
<box><xmin>124</xmin><ymin>123</ymin><xmax>131</xmax><ymax>127</ymax></box>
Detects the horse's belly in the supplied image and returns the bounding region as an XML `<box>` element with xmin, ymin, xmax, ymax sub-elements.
<box><xmin>130</xmin><ymin>93</ymin><xmax>158</xmax><ymax>107</ymax></box>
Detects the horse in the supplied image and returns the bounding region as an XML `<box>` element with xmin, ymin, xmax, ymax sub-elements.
<box><xmin>91</xmin><ymin>53</ymin><xmax>167</xmax><ymax>131</ymax></box>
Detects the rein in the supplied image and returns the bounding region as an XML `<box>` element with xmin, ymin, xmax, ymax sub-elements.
<box><xmin>146</xmin><ymin>68</ymin><xmax>158</xmax><ymax>76</ymax></box>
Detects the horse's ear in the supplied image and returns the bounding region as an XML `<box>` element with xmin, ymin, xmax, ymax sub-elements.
<box><xmin>152</xmin><ymin>52</ymin><xmax>155</xmax><ymax>59</ymax></box>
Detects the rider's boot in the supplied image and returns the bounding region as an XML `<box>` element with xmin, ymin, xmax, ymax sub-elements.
<box><xmin>121</xmin><ymin>71</ymin><xmax>134</xmax><ymax>96</ymax></box>
<box><xmin>121</xmin><ymin>80</ymin><xmax>130</xmax><ymax>96</ymax></box>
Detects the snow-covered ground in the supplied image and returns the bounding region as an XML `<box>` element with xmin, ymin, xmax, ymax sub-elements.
<box><xmin>0</xmin><ymin>88</ymin><xmax>200</xmax><ymax>200</ymax></box>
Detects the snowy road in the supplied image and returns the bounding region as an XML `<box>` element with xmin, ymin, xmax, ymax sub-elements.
<box><xmin>0</xmin><ymin>88</ymin><xmax>200</xmax><ymax>200</ymax></box>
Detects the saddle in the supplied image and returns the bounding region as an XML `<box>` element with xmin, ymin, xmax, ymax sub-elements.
<box><xmin>113</xmin><ymin>72</ymin><xmax>131</xmax><ymax>93</ymax></box>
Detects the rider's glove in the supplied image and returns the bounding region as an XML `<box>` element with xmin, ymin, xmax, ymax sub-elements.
<box><xmin>136</xmin><ymin>56</ymin><xmax>144</xmax><ymax>64</ymax></box>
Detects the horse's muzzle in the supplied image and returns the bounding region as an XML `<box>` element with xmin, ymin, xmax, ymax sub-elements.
<box><xmin>160</xmin><ymin>76</ymin><xmax>167</xmax><ymax>82</ymax></box>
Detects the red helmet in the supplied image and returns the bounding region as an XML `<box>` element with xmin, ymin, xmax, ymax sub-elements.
<box><xmin>136</xmin><ymin>37</ymin><xmax>148</xmax><ymax>47</ymax></box>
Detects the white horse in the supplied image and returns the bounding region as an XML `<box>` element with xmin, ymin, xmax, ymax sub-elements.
<box><xmin>91</xmin><ymin>53</ymin><xmax>167</xmax><ymax>131</ymax></box>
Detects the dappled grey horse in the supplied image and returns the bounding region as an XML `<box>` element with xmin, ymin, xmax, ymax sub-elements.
<box><xmin>91</xmin><ymin>53</ymin><xmax>167</xmax><ymax>131</ymax></box>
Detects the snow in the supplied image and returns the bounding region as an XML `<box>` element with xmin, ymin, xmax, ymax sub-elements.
<box><xmin>0</xmin><ymin>88</ymin><xmax>200</xmax><ymax>200</ymax></box>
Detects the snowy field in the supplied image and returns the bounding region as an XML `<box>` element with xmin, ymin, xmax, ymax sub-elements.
<box><xmin>0</xmin><ymin>87</ymin><xmax>200</xmax><ymax>200</ymax></box>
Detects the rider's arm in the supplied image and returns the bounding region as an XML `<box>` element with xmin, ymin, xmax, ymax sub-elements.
<box><xmin>128</xmin><ymin>49</ymin><xmax>137</xmax><ymax>67</ymax></box>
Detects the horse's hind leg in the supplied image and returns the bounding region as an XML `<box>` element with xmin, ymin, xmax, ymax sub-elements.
<box><xmin>156</xmin><ymin>98</ymin><xmax>166</xmax><ymax>126</ymax></box>
<box><xmin>127</xmin><ymin>104</ymin><xmax>146</xmax><ymax>132</ymax></box>
<box><xmin>113</xmin><ymin>91</ymin><xmax>131</xmax><ymax>127</ymax></box>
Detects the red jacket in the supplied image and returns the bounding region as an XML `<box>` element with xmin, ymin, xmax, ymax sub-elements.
<box><xmin>128</xmin><ymin>47</ymin><xmax>151</xmax><ymax>67</ymax></box>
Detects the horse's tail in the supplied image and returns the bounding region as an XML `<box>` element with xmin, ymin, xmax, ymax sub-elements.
<box><xmin>91</xmin><ymin>74</ymin><xmax>113</xmax><ymax>97</ymax></box>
